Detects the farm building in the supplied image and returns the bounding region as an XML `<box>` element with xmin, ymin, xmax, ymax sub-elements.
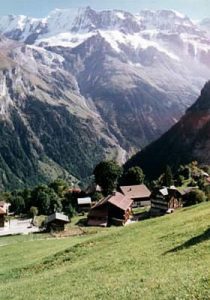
<box><xmin>150</xmin><ymin>187</ymin><xmax>183</xmax><ymax>216</ymax></box>
<box><xmin>0</xmin><ymin>201</ymin><xmax>10</xmax><ymax>214</ymax></box>
<box><xmin>0</xmin><ymin>201</ymin><xmax>10</xmax><ymax>228</ymax></box>
<box><xmin>45</xmin><ymin>213</ymin><xmax>69</xmax><ymax>232</ymax></box>
<box><xmin>85</xmin><ymin>183</ymin><xmax>102</xmax><ymax>194</ymax></box>
<box><xmin>77</xmin><ymin>197</ymin><xmax>92</xmax><ymax>212</ymax></box>
<box><xmin>120</xmin><ymin>184</ymin><xmax>151</xmax><ymax>207</ymax></box>
<box><xmin>87</xmin><ymin>192</ymin><xmax>133</xmax><ymax>227</ymax></box>
<box><xmin>0</xmin><ymin>207</ymin><xmax>6</xmax><ymax>227</ymax></box>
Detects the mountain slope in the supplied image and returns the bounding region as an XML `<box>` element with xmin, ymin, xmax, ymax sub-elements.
<box><xmin>0</xmin><ymin>202</ymin><xmax>210</xmax><ymax>299</ymax></box>
<box><xmin>125</xmin><ymin>81</ymin><xmax>210</xmax><ymax>179</ymax></box>
<box><xmin>0</xmin><ymin>8</ymin><xmax>210</xmax><ymax>188</ymax></box>
<box><xmin>0</xmin><ymin>37</ymin><xmax>128</xmax><ymax>189</ymax></box>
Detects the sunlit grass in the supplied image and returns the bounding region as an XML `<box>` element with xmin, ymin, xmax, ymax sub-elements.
<box><xmin>0</xmin><ymin>202</ymin><xmax>210</xmax><ymax>299</ymax></box>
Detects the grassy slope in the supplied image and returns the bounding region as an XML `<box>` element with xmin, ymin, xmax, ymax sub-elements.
<box><xmin>0</xmin><ymin>203</ymin><xmax>210</xmax><ymax>300</ymax></box>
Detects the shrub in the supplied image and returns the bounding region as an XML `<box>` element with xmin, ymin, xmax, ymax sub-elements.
<box><xmin>29</xmin><ymin>206</ymin><xmax>38</xmax><ymax>218</ymax></box>
<box><xmin>184</xmin><ymin>189</ymin><xmax>207</xmax><ymax>207</ymax></box>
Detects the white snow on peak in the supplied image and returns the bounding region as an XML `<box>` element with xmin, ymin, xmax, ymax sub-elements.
<box><xmin>170</xmin><ymin>10</ymin><xmax>186</xmax><ymax>19</ymax></box>
<box><xmin>114</xmin><ymin>11</ymin><xmax>126</xmax><ymax>20</ymax></box>
<box><xmin>37</xmin><ymin>32</ymin><xmax>96</xmax><ymax>48</ymax></box>
<box><xmin>99</xmin><ymin>30</ymin><xmax>180</xmax><ymax>60</ymax></box>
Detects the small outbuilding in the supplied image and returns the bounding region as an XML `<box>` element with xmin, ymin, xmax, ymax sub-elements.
<box><xmin>45</xmin><ymin>213</ymin><xmax>69</xmax><ymax>232</ymax></box>
<box><xmin>0</xmin><ymin>207</ymin><xmax>6</xmax><ymax>227</ymax></box>
<box><xmin>87</xmin><ymin>192</ymin><xmax>133</xmax><ymax>227</ymax></box>
<box><xmin>120</xmin><ymin>184</ymin><xmax>151</xmax><ymax>208</ymax></box>
<box><xmin>77</xmin><ymin>197</ymin><xmax>92</xmax><ymax>212</ymax></box>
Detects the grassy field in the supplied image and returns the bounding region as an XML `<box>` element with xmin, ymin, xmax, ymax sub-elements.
<box><xmin>0</xmin><ymin>202</ymin><xmax>210</xmax><ymax>300</ymax></box>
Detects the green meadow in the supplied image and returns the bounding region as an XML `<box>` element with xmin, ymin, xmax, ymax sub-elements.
<box><xmin>0</xmin><ymin>202</ymin><xmax>210</xmax><ymax>300</ymax></box>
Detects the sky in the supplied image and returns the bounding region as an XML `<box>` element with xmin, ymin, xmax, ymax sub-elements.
<box><xmin>0</xmin><ymin>0</ymin><xmax>209</xmax><ymax>20</ymax></box>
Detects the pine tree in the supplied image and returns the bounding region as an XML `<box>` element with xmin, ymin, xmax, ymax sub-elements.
<box><xmin>165</xmin><ymin>165</ymin><xmax>174</xmax><ymax>187</ymax></box>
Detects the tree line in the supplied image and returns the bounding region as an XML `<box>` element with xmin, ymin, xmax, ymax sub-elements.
<box><xmin>1</xmin><ymin>160</ymin><xmax>209</xmax><ymax>217</ymax></box>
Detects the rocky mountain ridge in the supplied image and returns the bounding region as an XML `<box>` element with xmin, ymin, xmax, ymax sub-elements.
<box><xmin>125</xmin><ymin>81</ymin><xmax>210</xmax><ymax>179</ymax></box>
<box><xmin>0</xmin><ymin>8</ymin><xmax>210</xmax><ymax>189</ymax></box>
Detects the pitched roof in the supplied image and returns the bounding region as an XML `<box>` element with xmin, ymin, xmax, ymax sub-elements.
<box><xmin>108</xmin><ymin>192</ymin><xmax>133</xmax><ymax>211</ymax></box>
<box><xmin>77</xmin><ymin>197</ymin><xmax>91</xmax><ymax>205</ymax></box>
<box><xmin>0</xmin><ymin>207</ymin><xmax>6</xmax><ymax>215</ymax></box>
<box><xmin>159</xmin><ymin>188</ymin><xmax>169</xmax><ymax>196</ymax></box>
<box><xmin>120</xmin><ymin>184</ymin><xmax>151</xmax><ymax>199</ymax></box>
<box><xmin>91</xmin><ymin>192</ymin><xmax>133</xmax><ymax>211</ymax></box>
<box><xmin>206</xmin><ymin>177</ymin><xmax>210</xmax><ymax>184</ymax></box>
<box><xmin>45</xmin><ymin>213</ymin><xmax>69</xmax><ymax>224</ymax></box>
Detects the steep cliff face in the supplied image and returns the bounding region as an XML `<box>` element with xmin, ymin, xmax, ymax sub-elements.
<box><xmin>0</xmin><ymin>38</ymin><xmax>126</xmax><ymax>189</ymax></box>
<box><xmin>125</xmin><ymin>82</ymin><xmax>210</xmax><ymax>179</ymax></box>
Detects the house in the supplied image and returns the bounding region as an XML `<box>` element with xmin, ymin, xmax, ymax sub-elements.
<box><xmin>120</xmin><ymin>184</ymin><xmax>151</xmax><ymax>208</ymax></box>
<box><xmin>150</xmin><ymin>187</ymin><xmax>183</xmax><ymax>216</ymax></box>
<box><xmin>87</xmin><ymin>192</ymin><xmax>133</xmax><ymax>227</ymax></box>
<box><xmin>0</xmin><ymin>202</ymin><xmax>10</xmax><ymax>228</ymax></box>
<box><xmin>45</xmin><ymin>212</ymin><xmax>69</xmax><ymax>232</ymax></box>
<box><xmin>77</xmin><ymin>197</ymin><xmax>92</xmax><ymax>212</ymax></box>
<box><xmin>84</xmin><ymin>183</ymin><xmax>102</xmax><ymax>195</ymax></box>
<box><xmin>0</xmin><ymin>201</ymin><xmax>10</xmax><ymax>214</ymax></box>
<box><xmin>0</xmin><ymin>207</ymin><xmax>6</xmax><ymax>227</ymax></box>
<box><xmin>206</xmin><ymin>177</ymin><xmax>210</xmax><ymax>184</ymax></box>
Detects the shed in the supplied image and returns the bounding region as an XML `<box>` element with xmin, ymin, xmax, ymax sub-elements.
<box><xmin>45</xmin><ymin>213</ymin><xmax>69</xmax><ymax>232</ymax></box>
<box><xmin>77</xmin><ymin>197</ymin><xmax>92</xmax><ymax>212</ymax></box>
<box><xmin>120</xmin><ymin>184</ymin><xmax>151</xmax><ymax>207</ymax></box>
<box><xmin>0</xmin><ymin>207</ymin><xmax>6</xmax><ymax>227</ymax></box>
<box><xmin>87</xmin><ymin>192</ymin><xmax>133</xmax><ymax>227</ymax></box>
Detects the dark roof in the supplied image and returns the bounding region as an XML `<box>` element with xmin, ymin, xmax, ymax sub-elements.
<box><xmin>120</xmin><ymin>184</ymin><xmax>151</xmax><ymax>199</ymax></box>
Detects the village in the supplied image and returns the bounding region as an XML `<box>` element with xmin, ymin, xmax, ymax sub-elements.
<box><xmin>0</xmin><ymin>160</ymin><xmax>209</xmax><ymax>236</ymax></box>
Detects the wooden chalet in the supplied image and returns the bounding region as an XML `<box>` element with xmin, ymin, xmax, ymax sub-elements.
<box><xmin>87</xmin><ymin>192</ymin><xmax>133</xmax><ymax>227</ymax></box>
<box><xmin>45</xmin><ymin>213</ymin><xmax>69</xmax><ymax>232</ymax></box>
<box><xmin>150</xmin><ymin>187</ymin><xmax>183</xmax><ymax>216</ymax></box>
<box><xmin>120</xmin><ymin>184</ymin><xmax>151</xmax><ymax>208</ymax></box>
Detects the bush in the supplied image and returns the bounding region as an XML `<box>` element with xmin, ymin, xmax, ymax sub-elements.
<box><xmin>92</xmin><ymin>192</ymin><xmax>103</xmax><ymax>202</ymax></box>
<box><xmin>29</xmin><ymin>206</ymin><xmax>38</xmax><ymax>218</ymax></box>
<box><xmin>184</xmin><ymin>189</ymin><xmax>207</xmax><ymax>207</ymax></box>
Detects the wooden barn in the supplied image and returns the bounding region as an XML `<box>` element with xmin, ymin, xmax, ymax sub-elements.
<box><xmin>45</xmin><ymin>213</ymin><xmax>69</xmax><ymax>232</ymax></box>
<box><xmin>120</xmin><ymin>184</ymin><xmax>151</xmax><ymax>208</ymax></box>
<box><xmin>77</xmin><ymin>197</ymin><xmax>92</xmax><ymax>212</ymax></box>
<box><xmin>150</xmin><ymin>187</ymin><xmax>183</xmax><ymax>216</ymax></box>
<box><xmin>0</xmin><ymin>207</ymin><xmax>6</xmax><ymax>227</ymax></box>
<box><xmin>87</xmin><ymin>192</ymin><xmax>133</xmax><ymax>227</ymax></box>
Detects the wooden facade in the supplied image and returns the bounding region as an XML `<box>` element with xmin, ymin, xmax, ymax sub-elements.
<box><xmin>77</xmin><ymin>197</ymin><xmax>92</xmax><ymax>213</ymax></box>
<box><xmin>45</xmin><ymin>213</ymin><xmax>69</xmax><ymax>232</ymax></box>
<box><xmin>0</xmin><ymin>207</ymin><xmax>6</xmax><ymax>227</ymax></box>
<box><xmin>87</xmin><ymin>192</ymin><xmax>133</xmax><ymax>227</ymax></box>
<box><xmin>151</xmin><ymin>187</ymin><xmax>183</xmax><ymax>216</ymax></box>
